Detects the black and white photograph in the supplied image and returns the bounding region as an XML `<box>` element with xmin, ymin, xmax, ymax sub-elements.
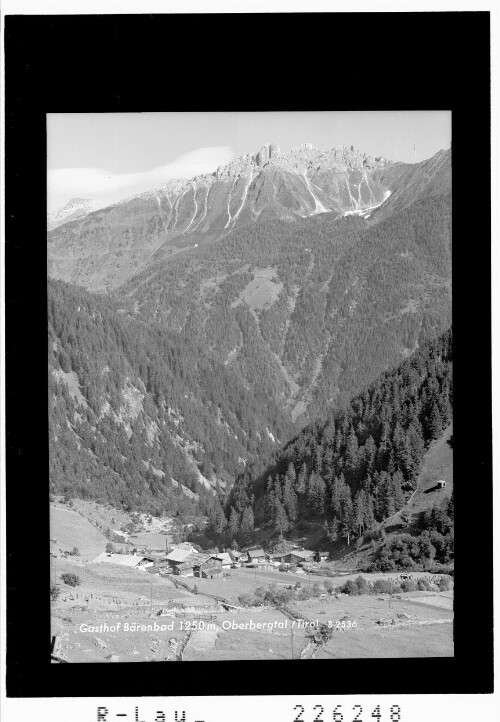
<box><xmin>3</xmin><ymin>8</ymin><xmax>494</xmax><ymax>713</ymax></box>
<box><xmin>47</xmin><ymin>110</ymin><xmax>454</xmax><ymax>663</ymax></box>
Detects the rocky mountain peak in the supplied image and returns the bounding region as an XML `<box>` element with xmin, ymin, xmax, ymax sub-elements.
<box><xmin>254</xmin><ymin>142</ymin><xmax>281</xmax><ymax>166</ymax></box>
<box><xmin>48</xmin><ymin>197</ymin><xmax>104</xmax><ymax>230</ymax></box>
<box><xmin>291</xmin><ymin>142</ymin><xmax>318</xmax><ymax>153</ymax></box>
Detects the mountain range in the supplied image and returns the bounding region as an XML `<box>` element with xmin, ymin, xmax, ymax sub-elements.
<box><xmin>47</xmin><ymin>143</ymin><xmax>450</xmax><ymax>293</ymax></box>
<box><xmin>48</xmin><ymin>141</ymin><xmax>452</xmax><ymax>513</ymax></box>
<box><xmin>48</xmin><ymin>197</ymin><xmax>104</xmax><ymax>231</ymax></box>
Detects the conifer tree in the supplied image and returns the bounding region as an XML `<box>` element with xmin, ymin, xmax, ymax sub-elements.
<box><xmin>427</xmin><ymin>402</ymin><xmax>444</xmax><ymax>440</ymax></box>
<box><xmin>331</xmin><ymin>473</ymin><xmax>352</xmax><ymax>520</ymax></box>
<box><xmin>240</xmin><ymin>506</ymin><xmax>254</xmax><ymax>544</ymax></box>
<box><xmin>354</xmin><ymin>489</ymin><xmax>368</xmax><ymax>537</ymax></box>
<box><xmin>345</xmin><ymin>426</ymin><xmax>359</xmax><ymax>471</ymax></box>
<box><xmin>229</xmin><ymin>506</ymin><xmax>240</xmax><ymax>541</ymax></box>
<box><xmin>282</xmin><ymin>473</ymin><xmax>298</xmax><ymax>523</ymax></box>
<box><xmin>274</xmin><ymin>499</ymin><xmax>290</xmax><ymax>535</ymax></box>
<box><xmin>363</xmin><ymin>435</ymin><xmax>376</xmax><ymax>474</ymax></box>
<box><xmin>265</xmin><ymin>476</ymin><xmax>277</xmax><ymax>522</ymax></box>
<box><xmin>307</xmin><ymin>471</ymin><xmax>326</xmax><ymax>515</ymax></box>
<box><xmin>296</xmin><ymin>462</ymin><xmax>308</xmax><ymax>495</ymax></box>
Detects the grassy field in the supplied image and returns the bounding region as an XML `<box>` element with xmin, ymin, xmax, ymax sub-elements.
<box><xmin>408</xmin><ymin>423</ymin><xmax>453</xmax><ymax>517</ymax></box>
<box><xmin>316</xmin><ymin>624</ymin><xmax>453</xmax><ymax>658</ymax></box>
<box><xmin>51</xmin><ymin>504</ymin><xmax>172</xmax><ymax>562</ymax></box>
<box><xmin>234</xmin><ymin>267</ymin><xmax>283</xmax><ymax>312</ymax></box>
<box><xmin>52</xmin><ymin>555</ymin><xmax>453</xmax><ymax>662</ymax></box>
<box><xmin>51</xmin><ymin>557</ymin><xmax>220</xmax><ymax>662</ymax></box>
<box><xmin>52</xmin><ymin>498</ymin><xmax>131</xmax><ymax>535</ymax></box>
<box><xmin>292</xmin><ymin>591</ymin><xmax>453</xmax><ymax>628</ymax></box>
<box><xmin>53</xmin><ymin>557</ymin><xmax>215</xmax><ymax>607</ymax></box>
<box><xmin>51</xmin><ymin>608</ymin><xmax>192</xmax><ymax>663</ymax></box>
<box><xmin>129</xmin><ymin>531</ymin><xmax>171</xmax><ymax>551</ymax></box>
<box><xmin>183</xmin><ymin>607</ymin><xmax>306</xmax><ymax>661</ymax></box>
<box><xmin>50</xmin><ymin>506</ymin><xmax>121</xmax><ymax>560</ymax></box>
<box><xmin>299</xmin><ymin>592</ymin><xmax>453</xmax><ymax>658</ymax></box>
<box><xmin>175</xmin><ymin>566</ymin><xmax>343</xmax><ymax>602</ymax></box>
<box><xmin>52</xmin><ymin>604</ymin><xmax>307</xmax><ymax>663</ymax></box>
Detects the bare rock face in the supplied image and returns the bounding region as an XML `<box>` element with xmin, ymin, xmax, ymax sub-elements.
<box><xmin>47</xmin><ymin>143</ymin><xmax>450</xmax><ymax>293</ymax></box>
<box><xmin>255</xmin><ymin>142</ymin><xmax>281</xmax><ymax>166</ymax></box>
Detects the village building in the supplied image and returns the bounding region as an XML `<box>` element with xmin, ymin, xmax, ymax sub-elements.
<box><xmin>315</xmin><ymin>551</ymin><xmax>330</xmax><ymax>562</ymax></box>
<box><xmin>173</xmin><ymin>560</ymin><xmax>195</xmax><ymax>577</ymax></box>
<box><xmin>437</xmin><ymin>480</ymin><xmax>447</xmax><ymax>488</ymax></box>
<box><xmin>284</xmin><ymin>550</ymin><xmax>315</xmax><ymax>565</ymax></box>
<box><xmin>165</xmin><ymin>547</ymin><xmax>195</xmax><ymax>572</ymax></box>
<box><xmin>194</xmin><ymin>554</ymin><xmax>223</xmax><ymax>578</ymax></box>
<box><xmin>246</xmin><ymin>549</ymin><xmax>266</xmax><ymax>564</ymax></box>
<box><xmin>136</xmin><ymin>556</ymin><xmax>155</xmax><ymax>570</ymax></box>
<box><xmin>174</xmin><ymin>552</ymin><xmax>223</xmax><ymax>578</ymax></box>
<box><xmin>270</xmin><ymin>552</ymin><xmax>288</xmax><ymax>563</ymax></box>
<box><xmin>213</xmin><ymin>552</ymin><xmax>232</xmax><ymax>569</ymax></box>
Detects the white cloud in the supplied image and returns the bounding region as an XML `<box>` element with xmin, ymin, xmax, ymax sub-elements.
<box><xmin>47</xmin><ymin>146</ymin><xmax>234</xmax><ymax>212</ymax></box>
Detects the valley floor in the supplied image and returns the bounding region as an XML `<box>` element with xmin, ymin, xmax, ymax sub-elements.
<box><xmin>51</xmin><ymin>560</ymin><xmax>453</xmax><ymax>662</ymax></box>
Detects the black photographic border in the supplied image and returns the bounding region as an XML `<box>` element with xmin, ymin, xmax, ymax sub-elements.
<box><xmin>4</xmin><ymin>11</ymin><xmax>492</xmax><ymax>697</ymax></box>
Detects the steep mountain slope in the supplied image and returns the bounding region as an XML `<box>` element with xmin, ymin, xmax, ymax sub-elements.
<box><xmin>47</xmin><ymin>142</ymin><xmax>452</xmax><ymax>518</ymax></box>
<box><xmin>117</xmin><ymin>193</ymin><xmax>451</xmax><ymax>424</ymax></box>
<box><xmin>222</xmin><ymin>330</ymin><xmax>453</xmax><ymax>566</ymax></box>
<box><xmin>49</xmin><ymin>279</ymin><xmax>293</xmax><ymax>514</ymax></box>
<box><xmin>369</xmin><ymin>148</ymin><xmax>451</xmax><ymax>225</ymax></box>
<box><xmin>48</xmin><ymin>198</ymin><xmax>105</xmax><ymax>230</ymax></box>
<box><xmin>47</xmin><ymin>143</ymin><xmax>413</xmax><ymax>292</ymax></box>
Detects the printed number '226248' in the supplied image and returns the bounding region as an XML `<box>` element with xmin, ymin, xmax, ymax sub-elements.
<box><xmin>292</xmin><ymin>704</ymin><xmax>402</xmax><ymax>721</ymax></box>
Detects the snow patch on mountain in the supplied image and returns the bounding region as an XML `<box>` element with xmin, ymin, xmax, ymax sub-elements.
<box><xmin>48</xmin><ymin>198</ymin><xmax>104</xmax><ymax>230</ymax></box>
<box><xmin>343</xmin><ymin>189</ymin><xmax>392</xmax><ymax>218</ymax></box>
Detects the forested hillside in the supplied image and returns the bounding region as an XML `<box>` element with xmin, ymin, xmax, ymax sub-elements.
<box><xmin>47</xmin><ymin>144</ymin><xmax>452</xmax><ymax>537</ymax></box>
<box><xmin>220</xmin><ymin>330</ymin><xmax>452</xmax><ymax>561</ymax></box>
<box><xmin>48</xmin><ymin>279</ymin><xmax>293</xmax><ymax>515</ymax></box>
<box><xmin>117</xmin><ymin>193</ymin><xmax>451</xmax><ymax>423</ymax></box>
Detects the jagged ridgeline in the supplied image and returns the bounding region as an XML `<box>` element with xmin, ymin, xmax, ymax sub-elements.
<box><xmin>227</xmin><ymin>329</ymin><xmax>452</xmax><ymax>544</ymax></box>
<box><xmin>48</xmin><ymin>278</ymin><xmax>293</xmax><ymax>514</ymax></box>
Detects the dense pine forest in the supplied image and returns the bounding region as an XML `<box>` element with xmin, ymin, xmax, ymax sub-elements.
<box><xmin>217</xmin><ymin>329</ymin><xmax>453</xmax><ymax>567</ymax></box>
<box><xmin>49</xmin><ymin>278</ymin><xmax>293</xmax><ymax>516</ymax></box>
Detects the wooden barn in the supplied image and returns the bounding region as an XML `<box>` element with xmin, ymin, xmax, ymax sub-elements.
<box><xmin>246</xmin><ymin>549</ymin><xmax>266</xmax><ymax>564</ymax></box>
<box><xmin>284</xmin><ymin>550</ymin><xmax>315</xmax><ymax>565</ymax></box>
<box><xmin>213</xmin><ymin>552</ymin><xmax>232</xmax><ymax>569</ymax></box>
<box><xmin>165</xmin><ymin>547</ymin><xmax>196</xmax><ymax>573</ymax></box>
<box><xmin>194</xmin><ymin>554</ymin><xmax>223</xmax><ymax>579</ymax></box>
<box><xmin>315</xmin><ymin>551</ymin><xmax>330</xmax><ymax>562</ymax></box>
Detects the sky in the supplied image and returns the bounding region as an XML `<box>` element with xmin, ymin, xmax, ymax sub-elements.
<box><xmin>47</xmin><ymin>111</ymin><xmax>451</xmax><ymax>212</ymax></box>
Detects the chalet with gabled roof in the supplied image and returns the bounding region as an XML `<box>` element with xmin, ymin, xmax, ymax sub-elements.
<box><xmin>284</xmin><ymin>549</ymin><xmax>315</xmax><ymax>565</ymax></box>
<box><xmin>213</xmin><ymin>552</ymin><xmax>232</xmax><ymax>568</ymax></box>
<box><xmin>174</xmin><ymin>552</ymin><xmax>223</xmax><ymax>578</ymax></box>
